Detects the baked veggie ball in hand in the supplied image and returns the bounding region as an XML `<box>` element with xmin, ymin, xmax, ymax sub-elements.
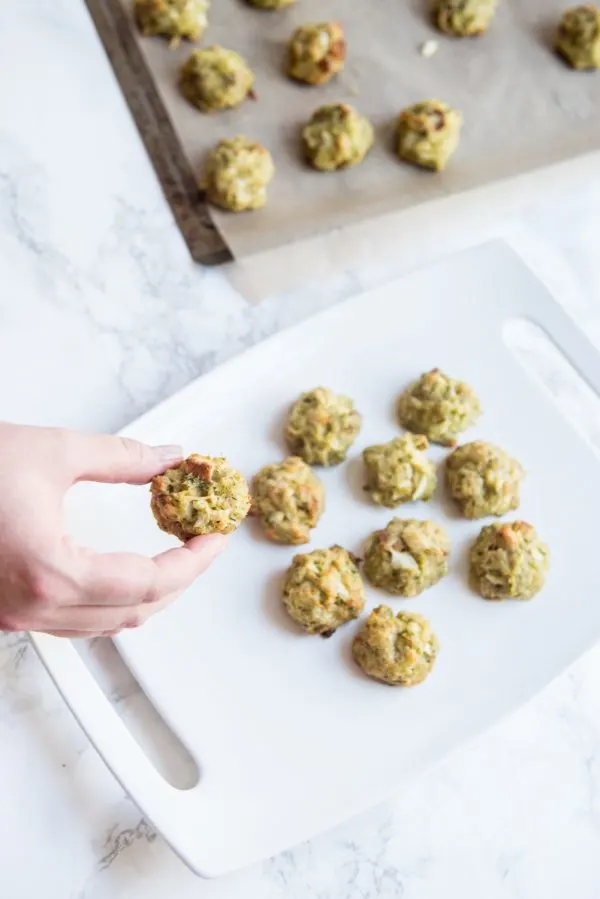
<box><xmin>151</xmin><ymin>454</ymin><xmax>251</xmax><ymax>540</ymax></box>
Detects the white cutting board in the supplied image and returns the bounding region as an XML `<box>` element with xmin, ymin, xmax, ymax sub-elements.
<box><xmin>32</xmin><ymin>242</ymin><xmax>600</xmax><ymax>877</ymax></box>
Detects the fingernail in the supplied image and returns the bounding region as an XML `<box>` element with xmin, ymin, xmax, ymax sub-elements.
<box><xmin>153</xmin><ymin>445</ymin><xmax>184</xmax><ymax>465</ymax></box>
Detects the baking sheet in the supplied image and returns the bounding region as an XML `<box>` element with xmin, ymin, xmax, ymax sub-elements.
<box><xmin>116</xmin><ymin>0</ymin><xmax>600</xmax><ymax>260</ymax></box>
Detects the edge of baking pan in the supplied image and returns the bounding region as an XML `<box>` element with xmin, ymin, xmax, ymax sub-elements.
<box><xmin>85</xmin><ymin>0</ymin><xmax>233</xmax><ymax>267</ymax></box>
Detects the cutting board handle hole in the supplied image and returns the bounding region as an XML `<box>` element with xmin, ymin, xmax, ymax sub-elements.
<box><xmin>503</xmin><ymin>317</ymin><xmax>600</xmax><ymax>452</ymax></box>
<box><xmin>74</xmin><ymin>639</ymin><xmax>199</xmax><ymax>791</ymax></box>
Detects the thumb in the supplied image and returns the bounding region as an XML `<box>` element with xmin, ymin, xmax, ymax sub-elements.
<box><xmin>66</xmin><ymin>433</ymin><xmax>183</xmax><ymax>485</ymax></box>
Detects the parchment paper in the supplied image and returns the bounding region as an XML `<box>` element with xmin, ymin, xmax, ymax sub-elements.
<box><xmin>116</xmin><ymin>0</ymin><xmax>600</xmax><ymax>263</ymax></box>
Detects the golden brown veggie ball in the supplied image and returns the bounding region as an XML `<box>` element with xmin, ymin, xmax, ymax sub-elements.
<box><xmin>151</xmin><ymin>454</ymin><xmax>250</xmax><ymax>539</ymax></box>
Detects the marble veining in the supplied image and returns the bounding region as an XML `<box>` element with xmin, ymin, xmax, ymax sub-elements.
<box><xmin>1</xmin><ymin>1</ymin><xmax>600</xmax><ymax>897</ymax></box>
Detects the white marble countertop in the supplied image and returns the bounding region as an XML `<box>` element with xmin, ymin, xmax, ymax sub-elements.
<box><xmin>2</xmin><ymin>2</ymin><xmax>600</xmax><ymax>897</ymax></box>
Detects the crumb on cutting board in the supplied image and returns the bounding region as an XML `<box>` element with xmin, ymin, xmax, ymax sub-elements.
<box><xmin>420</xmin><ymin>39</ymin><xmax>440</xmax><ymax>57</ymax></box>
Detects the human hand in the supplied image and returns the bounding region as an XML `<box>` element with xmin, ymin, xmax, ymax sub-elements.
<box><xmin>0</xmin><ymin>423</ymin><xmax>227</xmax><ymax>637</ymax></box>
